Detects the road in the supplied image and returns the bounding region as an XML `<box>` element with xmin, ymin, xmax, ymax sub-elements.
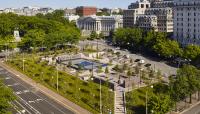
<box><xmin>0</xmin><ymin>66</ymin><xmax>74</xmax><ymax>114</ymax></box>
<box><xmin>79</xmin><ymin>40</ymin><xmax>177</xmax><ymax>76</ymax></box>
<box><xmin>182</xmin><ymin>102</ymin><xmax>200</xmax><ymax>114</ymax></box>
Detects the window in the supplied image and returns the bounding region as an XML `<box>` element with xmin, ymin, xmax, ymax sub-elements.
<box><xmin>146</xmin><ymin>4</ymin><xmax>149</xmax><ymax>8</ymax></box>
<box><xmin>141</xmin><ymin>4</ymin><xmax>144</xmax><ymax>8</ymax></box>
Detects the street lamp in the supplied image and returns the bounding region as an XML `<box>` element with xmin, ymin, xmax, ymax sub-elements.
<box><xmin>5</xmin><ymin>43</ymin><xmax>8</xmax><ymax>62</ymax></box>
<box><xmin>91</xmin><ymin>76</ymin><xmax>102</xmax><ymax>114</ymax></box>
<box><xmin>100</xmin><ymin>78</ymin><xmax>102</xmax><ymax>114</ymax></box>
<box><xmin>22</xmin><ymin>53</ymin><xmax>25</xmax><ymax>72</ymax></box>
<box><xmin>146</xmin><ymin>85</ymin><xmax>153</xmax><ymax>114</ymax></box>
<box><xmin>56</xmin><ymin>66</ymin><xmax>59</xmax><ymax>91</ymax></box>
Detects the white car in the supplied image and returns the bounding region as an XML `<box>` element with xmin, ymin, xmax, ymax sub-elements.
<box><xmin>115</xmin><ymin>47</ymin><xmax>120</xmax><ymax>50</ymax></box>
<box><xmin>139</xmin><ymin>59</ymin><xmax>145</xmax><ymax>64</ymax></box>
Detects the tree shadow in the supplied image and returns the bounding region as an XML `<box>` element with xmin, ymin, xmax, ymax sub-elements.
<box><xmin>130</xmin><ymin>105</ymin><xmax>145</xmax><ymax>114</ymax></box>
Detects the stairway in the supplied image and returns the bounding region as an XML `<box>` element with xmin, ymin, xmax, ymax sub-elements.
<box><xmin>115</xmin><ymin>86</ymin><xmax>126</xmax><ymax>114</ymax></box>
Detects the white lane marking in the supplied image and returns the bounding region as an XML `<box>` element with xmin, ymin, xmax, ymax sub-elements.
<box><xmin>7</xmin><ymin>83</ymin><xmax>19</xmax><ymax>87</ymax></box>
<box><xmin>17</xmin><ymin>95</ymin><xmax>41</xmax><ymax>114</ymax></box>
<box><xmin>36</xmin><ymin>99</ymin><xmax>43</xmax><ymax>102</ymax></box>
<box><xmin>16</xmin><ymin>91</ymin><xmax>22</xmax><ymax>95</ymax></box>
<box><xmin>23</xmin><ymin>90</ymin><xmax>30</xmax><ymax>93</ymax></box>
<box><xmin>2</xmin><ymin>68</ymin><xmax>70</xmax><ymax>114</ymax></box>
<box><xmin>28</xmin><ymin>101</ymin><xmax>35</xmax><ymax>103</ymax></box>
<box><xmin>16</xmin><ymin>90</ymin><xmax>30</xmax><ymax>95</ymax></box>
<box><xmin>14</xmin><ymin>100</ymin><xmax>32</xmax><ymax>114</ymax></box>
<box><xmin>5</xmin><ymin>77</ymin><xmax>11</xmax><ymax>80</ymax></box>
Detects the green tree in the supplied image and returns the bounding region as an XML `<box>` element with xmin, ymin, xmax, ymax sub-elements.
<box><xmin>105</xmin><ymin>67</ymin><xmax>109</xmax><ymax>74</ymax></box>
<box><xmin>177</xmin><ymin>65</ymin><xmax>199</xmax><ymax>103</ymax></box>
<box><xmin>89</xmin><ymin>31</ymin><xmax>98</xmax><ymax>40</ymax></box>
<box><xmin>148</xmin><ymin>94</ymin><xmax>173</xmax><ymax>114</ymax></box>
<box><xmin>98</xmin><ymin>32</ymin><xmax>104</xmax><ymax>39</ymax></box>
<box><xmin>0</xmin><ymin>81</ymin><xmax>16</xmax><ymax>114</ymax></box>
<box><xmin>183</xmin><ymin>45</ymin><xmax>200</xmax><ymax>60</ymax></box>
<box><xmin>153</xmin><ymin>39</ymin><xmax>182</xmax><ymax>58</ymax></box>
<box><xmin>96</xmin><ymin>12</ymin><xmax>110</xmax><ymax>16</ymax></box>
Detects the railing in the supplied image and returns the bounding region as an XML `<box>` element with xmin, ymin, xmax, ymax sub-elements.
<box><xmin>123</xmin><ymin>91</ymin><xmax>127</xmax><ymax>114</ymax></box>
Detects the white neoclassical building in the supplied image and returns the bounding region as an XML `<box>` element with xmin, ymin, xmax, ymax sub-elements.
<box><xmin>173</xmin><ymin>0</ymin><xmax>200</xmax><ymax>45</ymax></box>
<box><xmin>77</xmin><ymin>15</ymin><xmax>123</xmax><ymax>36</ymax></box>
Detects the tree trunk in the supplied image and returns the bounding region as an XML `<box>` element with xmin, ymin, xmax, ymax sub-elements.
<box><xmin>198</xmin><ymin>91</ymin><xmax>200</xmax><ymax>101</ymax></box>
<box><xmin>184</xmin><ymin>98</ymin><xmax>187</xmax><ymax>107</ymax></box>
<box><xmin>190</xmin><ymin>94</ymin><xmax>192</xmax><ymax>104</ymax></box>
<box><xmin>175</xmin><ymin>102</ymin><xmax>177</xmax><ymax>112</ymax></box>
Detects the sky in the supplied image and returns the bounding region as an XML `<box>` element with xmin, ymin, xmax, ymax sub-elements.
<box><xmin>0</xmin><ymin>0</ymin><xmax>136</xmax><ymax>9</ymax></box>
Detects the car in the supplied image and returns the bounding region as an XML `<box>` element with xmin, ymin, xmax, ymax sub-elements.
<box><xmin>115</xmin><ymin>47</ymin><xmax>120</xmax><ymax>50</ymax></box>
<box><xmin>139</xmin><ymin>59</ymin><xmax>145</xmax><ymax>64</ymax></box>
<box><xmin>134</xmin><ymin>59</ymin><xmax>140</xmax><ymax>62</ymax></box>
<box><xmin>122</xmin><ymin>49</ymin><xmax>128</xmax><ymax>52</ymax></box>
<box><xmin>145</xmin><ymin>63</ymin><xmax>151</xmax><ymax>67</ymax></box>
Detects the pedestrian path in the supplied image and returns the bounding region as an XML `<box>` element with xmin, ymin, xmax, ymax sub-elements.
<box><xmin>115</xmin><ymin>85</ymin><xmax>126</xmax><ymax>114</ymax></box>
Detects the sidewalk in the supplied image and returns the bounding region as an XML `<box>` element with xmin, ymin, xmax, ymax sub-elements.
<box><xmin>172</xmin><ymin>93</ymin><xmax>200</xmax><ymax>114</ymax></box>
<box><xmin>0</xmin><ymin>62</ymin><xmax>91</xmax><ymax>114</ymax></box>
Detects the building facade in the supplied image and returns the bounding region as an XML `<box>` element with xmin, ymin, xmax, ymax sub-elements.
<box><xmin>151</xmin><ymin>1</ymin><xmax>174</xmax><ymax>8</ymax></box>
<box><xmin>0</xmin><ymin>7</ymin><xmax>54</xmax><ymax>16</ymax></box>
<box><xmin>145</xmin><ymin>8</ymin><xmax>173</xmax><ymax>32</ymax></box>
<box><xmin>76</xmin><ymin>6</ymin><xmax>97</xmax><ymax>16</ymax></box>
<box><xmin>136</xmin><ymin>15</ymin><xmax>158</xmax><ymax>31</ymax></box>
<box><xmin>123</xmin><ymin>0</ymin><xmax>173</xmax><ymax>33</ymax></box>
<box><xmin>64</xmin><ymin>15</ymin><xmax>80</xmax><ymax>22</ymax></box>
<box><xmin>64</xmin><ymin>8</ymin><xmax>76</xmax><ymax>15</ymax></box>
<box><xmin>173</xmin><ymin>0</ymin><xmax>200</xmax><ymax>45</ymax></box>
<box><xmin>124</xmin><ymin>0</ymin><xmax>150</xmax><ymax>28</ymax></box>
<box><xmin>77</xmin><ymin>15</ymin><xmax>123</xmax><ymax>36</ymax></box>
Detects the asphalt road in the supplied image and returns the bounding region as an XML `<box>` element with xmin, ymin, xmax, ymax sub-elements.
<box><xmin>182</xmin><ymin>103</ymin><xmax>200</xmax><ymax>114</ymax></box>
<box><xmin>0</xmin><ymin>66</ymin><xmax>74</xmax><ymax>114</ymax></box>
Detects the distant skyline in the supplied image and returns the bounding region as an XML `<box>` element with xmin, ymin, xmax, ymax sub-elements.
<box><xmin>0</xmin><ymin>0</ymin><xmax>136</xmax><ymax>9</ymax></box>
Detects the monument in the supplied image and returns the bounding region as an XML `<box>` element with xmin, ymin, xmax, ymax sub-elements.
<box><xmin>14</xmin><ymin>29</ymin><xmax>21</xmax><ymax>42</ymax></box>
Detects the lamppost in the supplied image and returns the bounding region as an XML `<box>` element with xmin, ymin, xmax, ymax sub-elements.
<box><xmin>146</xmin><ymin>85</ymin><xmax>153</xmax><ymax>114</ymax></box>
<box><xmin>22</xmin><ymin>53</ymin><xmax>25</xmax><ymax>72</ymax></box>
<box><xmin>91</xmin><ymin>76</ymin><xmax>102</xmax><ymax>114</ymax></box>
<box><xmin>56</xmin><ymin>66</ymin><xmax>59</xmax><ymax>91</ymax></box>
<box><xmin>5</xmin><ymin>43</ymin><xmax>8</xmax><ymax>62</ymax></box>
<box><xmin>41</xmin><ymin>72</ymin><xmax>44</xmax><ymax>81</ymax></box>
<box><xmin>100</xmin><ymin>78</ymin><xmax>102</xmax><ymax>114</ymax></box>
<box><xmin>90</xmin><ymin>54</ymin><xmax>103</xmax><ymax>114</ymax></box>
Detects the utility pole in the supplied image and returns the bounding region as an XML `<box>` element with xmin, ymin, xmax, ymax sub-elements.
<box><xmin>56</xmin><ymin>66</ymin><xmax>59</xmax><ymax>91</ymax></box>
<box><xmin>100</xmin><ymin>79</ymin><xmax>102</xmax><ymax>114</ymax></box>
<box><xmin>5</xmin><ymin>43</ymin><xmax>8</xmax><ymax>62</ymax></box>
<box><xmin>22</xmin><ymin>53</ymin><xmax>25</xmax><ymax>72</ymax></box>
<box><xmin>146</xmin><ymin>91</ymin><xmax>148</xmax><ymax>114</ymax></box>
<box><xmin>97</xmin><ymin>39</ymin><xmax>99</xmax><ymax>59</ymax></box>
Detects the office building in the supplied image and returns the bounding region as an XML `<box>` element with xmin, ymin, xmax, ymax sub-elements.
<box><xmin>173</xmin><ymin>0</ymin><xmax>200</xmax><ymax>45</ymax></box>
<box><xmin>76</xmin><ymin>6</ymin><xmax>97</xmax><ymax>16</ymax></box>
<box><xmin>123</xmin><ymin>0</ymin><xmax>173</xmax><ymax>32</ymax></box>
<box><xmin>124</xmin><ymin>0</ymin><xmax>150</xmax><ymax>28</ymax></box>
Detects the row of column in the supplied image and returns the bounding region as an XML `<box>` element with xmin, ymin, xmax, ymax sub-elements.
<box><xmin>82</xmin><ymin>22</ymin><xmax>100</xmax><ymax>31</ymax></box>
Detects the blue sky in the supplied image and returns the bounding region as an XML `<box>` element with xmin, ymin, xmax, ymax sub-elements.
<box><xmin>0</xmin><ymin>0</ymin><xmax>136</xmax><ymax>9</ymax></box>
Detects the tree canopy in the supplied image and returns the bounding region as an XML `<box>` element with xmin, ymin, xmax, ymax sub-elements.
<box><xmin>0</xmin><ymin>11</ymin><xmax>80</xmax><ymax>51</ymax></box>
<box><xmin>0</xmin><ymin>81</ymin><xmax>16</xmax><ymax>114</ymax></box>
<box><xmin>112</xmin><ymin>28</ymin><xmax>200</xmax><ymax>61</ymax></box>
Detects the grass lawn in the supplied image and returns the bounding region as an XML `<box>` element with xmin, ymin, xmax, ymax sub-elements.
<box><xmin>126</xmin><ymin>86</ymin><xmax>154</xmax><ymax>114</ymax></box>
<box><xmin>7</xmin><ymin>54</ymin><xmax>114</xmax><ymax>114</ymax></box>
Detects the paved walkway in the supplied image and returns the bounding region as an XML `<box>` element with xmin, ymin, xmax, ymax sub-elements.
<box><xmin>115</xmin><ymin>85</ymin><xmax>126</xmax><ymax>114</ymax></box>
<box><xmin>0</xmin><ymin>62</ymin><xmax>91</xmax><ymax>114</ymax></box>
<box><xmin>79</xmin><ymin>40</ymin><xmax>177</xmax><ymax>77</ymax></box>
